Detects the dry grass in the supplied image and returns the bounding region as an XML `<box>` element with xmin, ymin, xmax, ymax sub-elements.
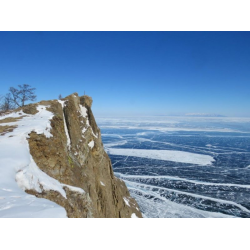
<box><xmin>0</xmin><ymin>115</ymin><xmax>27</xmax><ymax>124</ymax></box>
<box><xmin>0</xmin><ymin>115</ymin><xmax>27</xmax><ymax>135</ymax></box>
<box><xmin>0</xmin><ymin>125</ymin><xmax>18</xmax><ymax>135</ymax></box>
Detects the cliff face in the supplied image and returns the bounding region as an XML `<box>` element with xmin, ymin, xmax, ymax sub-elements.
<box><xmin>16</xmin><ymin>93</ymin><xmax>142</xmax><ymax>218</ymax></box>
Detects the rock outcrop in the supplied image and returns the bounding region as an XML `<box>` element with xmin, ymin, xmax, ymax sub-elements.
<box><xmin>21</xmin><ymin>93</ymin><xmax>142</xmax><ymax>218</ymax></box>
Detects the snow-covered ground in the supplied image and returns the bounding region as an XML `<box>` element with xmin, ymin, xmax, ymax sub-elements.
<box><xmin>0</xmin><ymin>105</ymin><xmax>83</xmax><ymax>218</ymax></box>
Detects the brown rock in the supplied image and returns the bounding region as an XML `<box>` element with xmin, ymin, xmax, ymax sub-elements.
<box><xmin>80</xmin><ymin>95</ymin><xmax>93</xmax><ymax>108</ymax></box>
<box><xmin>26</xmin><ymin>93</ymin><xmax>142</xmax><ymax>218</ymax></box>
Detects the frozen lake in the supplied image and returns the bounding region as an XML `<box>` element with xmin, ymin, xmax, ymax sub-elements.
<box><xmin>96</xmin><ymin>116</ymin><xmax>250</xmax><ymax>218</ymax></box>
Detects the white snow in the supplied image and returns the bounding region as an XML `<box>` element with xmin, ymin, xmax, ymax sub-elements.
<box><xmin>79</xmin><ymin>105</ymin><xmax>88</xmax><ymax>118</ymax></box>
<box><xmin>15</xmin><ymin>156</ymin><xmax>67</xmax><ymax>198</ymax></box>
<box><xmin>88</xmin><ymin>140</ymin><xmax>94</xmax><ymax>149</ymax></box>
<box><xmin>125</xmin><ymin>180</ymin><xmax>250</xmax><ymax>218</ymax></box>
<box><xmin>100</xmin><ymin>181</ymin><xmax>105</xmax><ymax>186</ymax></box>
<box><xmin>107</xmin><ymin>148</ymin><xmax>214</xmax><ymax>166</ymax></box>
<box><xmin>0</xmin><ymin>110</ymin><xmax>26</xmax><ymax>120</ymax></box>
<box><xmin>58</xmin><ymin>100</ymin><xmax>71</xmax><ymax>149</ymax></box>
<box><xmin>82</xmin><ymin>127</ymin><xmax>87</xmax><ymax>134</ymax></box>
<box><xmin>131</xmin><ymin>213</ymin><xmax>138</xmax><ymax>218</ymax></box>
<box><xmin>123</xmin><ymin>197</ymin><xmax>130</xmax><ymax>207</ymax></box>
<box><xmin>0</xmin><ymin>105</ymin><xmax>68</xmax><ymax>217</ymax></box>
<box><xmin>128</xmin><ymin>185</ymin><xmax>234</xmax><ymax>218</ymax></box>
<box><xmin>79</xmin><ymin>104</ymin><xmax>89</xmax><ymax>136</ymax></box>
<box><xmin>79</xmin><ymin>104</ymin><xmax>98</xmax><ymax>138</ymax></box>
<box><xmin>62</xmin><ymin>184</ymin><xmax>85</xmax><ymax>194</ymax></box>
<box><xmin>91</xmin><ymin>130</ymin><xmax>98</xmax><ymax>138</ymax></box>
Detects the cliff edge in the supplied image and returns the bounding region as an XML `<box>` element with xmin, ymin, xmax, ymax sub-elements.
<box><xmin>0</xmin><ymin>93</ymin><xmax>142</xmax><ymax>218</ymax></box>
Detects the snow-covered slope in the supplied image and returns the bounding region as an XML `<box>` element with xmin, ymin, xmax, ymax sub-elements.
<box><xmin>0</xmin><ymin>106</ymin><xmax>67</xmax><ymax>217</ymax></box>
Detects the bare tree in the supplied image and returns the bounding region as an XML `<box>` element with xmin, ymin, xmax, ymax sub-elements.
<box><xmin>0</xmin><ymin>95</ymin><xmax>3</xmax><ymax>112</ymax></box>
<box><xmin>9</xmin><ymin>84</ymin><xmax>37</xmax><ymax>108</ymax></box>
<box><xmin>0</xmin><ymin>93</ymin><xmax>14</xmax><ymax>111</ymax></box>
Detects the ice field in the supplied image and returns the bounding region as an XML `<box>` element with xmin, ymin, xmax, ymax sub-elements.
<box><xmin>97</xmin><ymin>116</ymin><xmax>250</xmax><ymax>218</ymax></box>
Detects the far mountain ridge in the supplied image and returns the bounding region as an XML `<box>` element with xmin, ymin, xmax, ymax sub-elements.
<box><xmin>184</xmin><ymin>113</ymin><xmax>226</xmax><ymax>117</ymax></box>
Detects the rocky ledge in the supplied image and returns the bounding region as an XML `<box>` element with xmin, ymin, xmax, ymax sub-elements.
<box><xmin>0</xmin><ymin>93</ymin><xmax>142</xmax><ymax>218</ymax></box>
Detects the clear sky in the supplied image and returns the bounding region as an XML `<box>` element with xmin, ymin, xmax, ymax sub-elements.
<box><xmin>0</xmin><ymin>32</ymin><xmax>250</xmax><ymax>116</ymax></box>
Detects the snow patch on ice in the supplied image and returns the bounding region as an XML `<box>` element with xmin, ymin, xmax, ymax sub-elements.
<box><xmin>122</xmin><ymin>178</ymin><xmax>238</xmax><ymax>218</ymax></box>
<box><xmin>107</xmin><ymin>148</ymin><xmax>215</xmax><ymax>166</ymax></box>
<box><xmin>116</xmin><ymin>173</ymin><xmax>250</xmax><ymax>189</ymax></box>
<box><xmin>105</xmin><ymin>140</ymin><xmax>127</xmax><ymax>148</ymax></box>
<box><xmin>2</xmin><ymin>188</ymin><xmax>12</xmax><ymax>192</ymax></box>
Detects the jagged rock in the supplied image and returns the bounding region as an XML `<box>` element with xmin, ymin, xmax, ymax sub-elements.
<box><xmin>25</xmin><ymin>93</ymin><xmax>142</xmax><ymax>218</ymax></box>
<box><xmin>80</xmin><ymin>94</ymin><xmax>93</xmax><ymax>108</ymax></box>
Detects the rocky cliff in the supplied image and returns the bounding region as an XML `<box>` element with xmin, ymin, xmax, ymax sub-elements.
<box><xmin>0</xmin><ymin>93</ymin><xmax>142</xmax><ymax>218</ymax></box>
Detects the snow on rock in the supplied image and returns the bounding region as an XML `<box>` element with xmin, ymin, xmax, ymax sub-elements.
<box><xmin>15</xmin><ymin>156</ymin><xmax>67</xmax><ymax>198</ymax></box>
<box><xmin>79</xmin><ymin>104</ymin><xmax>98</xmax><ymax>139</ymax></box>
<box><xmin>91</xmin><ymin>130</ymin><xmax>98</xmax><ymax>138</ymax></box>
<box><xmin>100</xmin><ymin>181</ymin><xmax>105</xmax><ymax>186</ymax></box>
<box><xmin>82</xmin><ymin>127</ymin><xmax>87</xmax><ymax>134</ymax></box>
<box><xmin>107</xmin><ymin>148</ymin><xmax>215</xmax><ymax>166</ymax></box>
<box><xmin>131</xmin><ymin>213</ymin><xmax>138</xmax><ymax>218</ymax></box>
<box><xmin>123</xmin><ymin>197</ymin><xmax>130</xmax><ymax>207</ymax></box>
<box><xmin>80</xmin><ymin>105</ymin><xmax>88</xmax><ymax>118</ymax></box>
<box><xmin>62</xmin><ymin>184</ymin><xmax>85</xmax><ymax>194</ymax></box>
<box><xmin>88</xmin><ymin>140</ymin><xmax>94</xmax><ymax>149</ymax></box>
<box><xmin>58</xmin><ymin>100</ymin><xmax>71</xmax><ymax>149</ymax></box>
<box><xmin>0</xmin><ymin>105</ymin><xmax>68</xmax><ymax>217</ymax></box>
<box><xmin>79</xmin><ymin>104</ymin><xmax>90</xmax><ymax>136</ymax></box>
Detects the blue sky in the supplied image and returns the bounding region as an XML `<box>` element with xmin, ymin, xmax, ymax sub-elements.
<box><xmin>0</xmin><ymin>32</ymin><xmax>250</xmax><ymax>116</ymax></box>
